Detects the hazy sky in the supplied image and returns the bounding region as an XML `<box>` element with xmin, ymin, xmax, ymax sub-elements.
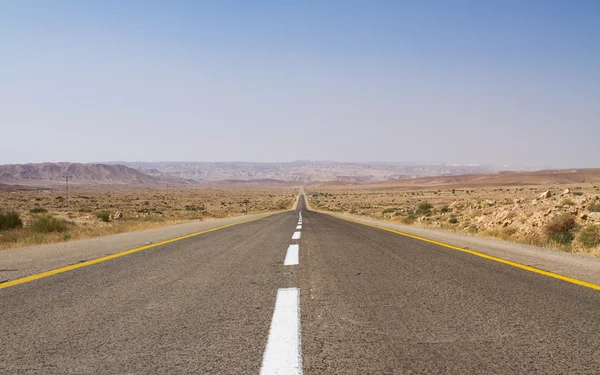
<box><xmin>1</xmin><ymin>1</ymin><xmax>599</xmax><ymax>168</ymax></box>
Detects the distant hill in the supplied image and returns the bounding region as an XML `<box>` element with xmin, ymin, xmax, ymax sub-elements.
<box><xmin>0</xmin><ymin>182</ymin><xmax>48</xmax><ymax>192</ymax></box>
<box><xmin>108</xmin><ymin>161</ymin><xmax>521</xmax><ymax>183</ymax></box>
<box><xmin>317</xmin><ymin>169</ymin><xmax>600</xmax><ymax>190</ymax></box>
<box><xmin>0</xmin><ymin>163</ymin><xmax>192</xmax><ymax>185</ymax></box>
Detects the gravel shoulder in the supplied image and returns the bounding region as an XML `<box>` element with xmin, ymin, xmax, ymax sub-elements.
<box><xmin>0</xmin><ymin>212</ymin><xmax>276</xmax><ymax>283</ymax></box>
<box><xmin>304</xmin><ymin>196</ymin><xmax>600</xmax><ymax>286</ymax></box>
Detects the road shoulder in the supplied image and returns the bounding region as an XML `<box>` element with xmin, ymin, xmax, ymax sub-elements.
<box><xmin>0</xmin><ymin>212</ymin><xmax>276</xmax><ymax>283</ymax></box>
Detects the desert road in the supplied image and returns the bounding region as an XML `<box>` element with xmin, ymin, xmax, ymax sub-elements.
<box><xmin>2</xmin><ymin>195</ymin><xmax>600</xmax><ymax>374</ymax></box>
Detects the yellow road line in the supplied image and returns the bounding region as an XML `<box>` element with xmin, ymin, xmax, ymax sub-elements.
<box><xmin>0</xmin><ymin>215</ymin><xmax>271</xmax><ymax>290</ymax></box>
<box><xmin>330</xmin><ymin>213</ymin><xmax>600</xmax><ymax>292</ymax></box>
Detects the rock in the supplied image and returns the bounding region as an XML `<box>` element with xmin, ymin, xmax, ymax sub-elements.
<box><xmin>540</xmin><ymin>190</ymin><xmax>552</xmax><ymax>199</ymax></box>
<box><xmin>111</xmin><ymin>210</ymin><xmax>124</xmax><ymax>221</ymax></box>
<box><xmin>580</xmin><ymin>213</ymin><xmax>588</xmax><ymax>221</ymax></box>
<box><xmin>562</xmin><ymin>188</ymin><xmax>571</xmax><ymax>195</ymax></box>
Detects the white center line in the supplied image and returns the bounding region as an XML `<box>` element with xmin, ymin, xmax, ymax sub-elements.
<box><xmin>292</xmin><ymin>231</ymin><xmax>301</xmax><ymax>240</ymax></box>
<box><xmin>296</xmin><ymin>225</ymin><xmax>302</xmax><ymax>230</ymax></box>
<box><xmin>260</xmin><ymin>288</ymin><xmax>302</xmax><ymax>375</ymax></box>
<box><xmin>284</xmin><ymin>244</ymin><xmax>299</xmax><ymax>266</ymax></box>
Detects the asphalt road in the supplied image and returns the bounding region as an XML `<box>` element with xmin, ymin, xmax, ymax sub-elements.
<box><xmin>2</xmin><ymin>195</ymin><xmax>600</xmax><ymax>374</ymax></box>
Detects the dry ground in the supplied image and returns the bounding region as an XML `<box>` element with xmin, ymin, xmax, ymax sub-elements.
<box><xmin>0</xmin><ymin>184</ymin><xmax>296</xmax><ymax>250</ymax></box>
<box><xmin>307</xmin><ymin>183</ymin><xmax>600</xmax><ymax>256</ymax></box>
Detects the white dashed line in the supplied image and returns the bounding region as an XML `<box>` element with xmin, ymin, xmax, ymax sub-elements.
<box><xmin>284</xmin><ymin>244</ymin><xmax>299</xmax><ymax>266</ymax></box>
<box><xmin>296</xmin><ymin>225</ymin><xmax>302</xmax><ymax>230</ymax></box>
<box><xmin>260</xmin><ymin>288</ymin><xmax>302</xmax><ymax>375</ymax></box>
<box><xmin>292</xmin><ymin>231</ymin><xmax>301</xmax><ymax>240</ymax></box>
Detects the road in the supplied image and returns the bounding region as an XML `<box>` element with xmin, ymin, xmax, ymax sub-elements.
<box><xmin>2</xmin><ymin>194</ymin><xmax>600</xmax><ymax>374</ymax></box>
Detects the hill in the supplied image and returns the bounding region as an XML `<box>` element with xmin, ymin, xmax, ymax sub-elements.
<box><xmin>319</xmin><ymin>169</ymin><xmax>600</xmax><ymax>190</ymax></box>
<box><xmin>0</xmin><ymin>163</ymin><xmax>191</xmax><ymax>185</ymax></box>
<box><xmin>110</xmin><ymin>161</ymin><xmax>519</xmax><ymax>183</ymax></box>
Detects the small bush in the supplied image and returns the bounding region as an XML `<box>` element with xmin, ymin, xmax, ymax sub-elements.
<box><xmin>28</xmin><ymin>215</ymin><xmax>68</xmax><ymax>233</ymax></box>
<box><xmin>578</xmin><ymin>225</ymin><xmax>600</xmax><ymax>248</ymax></box>
<box><xmin>418</xmin><ymin>202</ymin><xmax>433</xmax><ymax>212</ymax></box>
<box><xmin>562</xmin><ymin>199</ymin><xmax>575</xmax><ymax>206</ymax></box>
<box><xmin>0</xmin><ymin>211</ymin><xmax>23</xmax><ymax>230</ymax></box>
<box><xmin>448</xmin><ymin>216</ymin><xmax>458</xmax><ymax>224</ymax></box>
<box><xmin>545</xmin><ymin>213</ymin><xmax>577</xmax><ymax>236</ymax></box>
<box><xmin>550</xmin><ymin>231</ymin><xmax>575</xmax><ymax>245</ymax></box>
<box><xmin>589</xmin><ymin>203</ymin><xmax>600</xmax><ymax>213</ymax></box>
<box><xmin>440</xmin><ymin>206</ymin><xmax>451</xmax><ymax>214</ymax></box>
<box><xmin>30</xmin><ymin>207</ymin><xmax>48</xmax><ymax>213</ymax></box>
<box><xmin>572</xmin><ymin>191</ymin><xmax>584</xmax><ymax>196</ymax></box>
<box><xmin>95</xmin><ymin>211</ymin><xmax>111</xmax><ymax>222</ymax></box>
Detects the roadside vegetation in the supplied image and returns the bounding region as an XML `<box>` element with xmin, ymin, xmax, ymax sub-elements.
<box><xmin>308</xmin><ymin>184</ymin><xmax>600</xmax><ymax>257</ymax></box>
<box><xmin>0</xmin><ymin>185</ymin><xmax>295</xmax><ymax>250</ymax></box>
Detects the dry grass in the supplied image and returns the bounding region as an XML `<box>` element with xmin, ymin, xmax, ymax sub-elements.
<box><xmin>0</xmin><ymin>184</ymin><xmax>296</xmax><ymax>250</ymax></box>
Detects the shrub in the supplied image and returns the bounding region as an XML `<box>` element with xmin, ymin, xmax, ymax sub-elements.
<box><xmin>418</xmin><ymin>202</ymin><xmax>433</xmax><ymax>212</ymax></box>
<box><xmin>448</xmin><ymin>216</ymin><xmax>458</xmax><ymax>224</ymax></box>
<box><xmin>28</xmin><ymin>215</ymin><xmax>68</xmax><ymax>233</ymax></box>
<box><xmin>95</xmin><ymin>211</ymin><xmax>111</xmax><ymax>222</ymax></box>
<box><xmin>572</xmin><ymin>191</ymin><xmax>584</xmax><ymax>196</ymax></box>
<box><xmin>578</xmin><ymin>225</ymin><xmax>600</xmax><ymax>248</ymax></box>
<box><xmin>440</xmin><ymin>206</ymin><xmax>451</xmax><ymax>214</ymax></box>
<box><xmin>589</xmin><ymin>203</ymin><xmax>600</xmax><ymax>213</ymax></box>
<box><xmin>30</xmin><ymin>207</ymin><xmax>48</xmax><ymax>213</ymax></box>
<box><xmin>545</xmin><ymin>213</ymin><xmax>577</xmax><ymax>236</ymax></box>
<box><xmin>562</xmin><ymin>199</ymin><xmax>575</xmax><ymax>206</ymax></box>
<box><xmin>0</xmin><ymin>211</ymin><xmax>23</xmax><ymax>230</ymax></box>
<box><xmin>550</xmin><ymin>231</ymin><xmax>575</xmax><ymax>245</ymax></box>
<box><xmin>545</xmin><ymin>213</ymin><xmax>577</xmax><ymax>244</ymax></box>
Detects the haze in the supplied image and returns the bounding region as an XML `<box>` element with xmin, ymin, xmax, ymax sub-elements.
<box><xmin>1</xmin><ymin>1</ymin><xmax>599</xmax><ymax>168</ymax></box>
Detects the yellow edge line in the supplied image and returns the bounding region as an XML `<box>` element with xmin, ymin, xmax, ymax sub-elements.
<box><xmin>327</xmin><ymin>212</ymin><xmax>600</xmax><ymax>292</ymax></box>
<box><xmin>0</xmin><ymin>214</ymin><xmax>272</xmax><ymax>290</ymax></box>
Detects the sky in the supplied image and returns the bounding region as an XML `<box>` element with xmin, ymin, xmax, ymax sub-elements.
<box><xmin>1</xmin><ymin>0</ymin><xmax>599</xmax><ymax>168</ymax></box>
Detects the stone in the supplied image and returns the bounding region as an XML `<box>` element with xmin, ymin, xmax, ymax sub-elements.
<box><xmin>111</xmin><ymin>210</ymin><xmax>124</xmax><ymax>221</ymax></box>
<box><xmin>563</xmin><ymin>188</ymin><xmax>571</xmax><ymax>195</ymax></box>
<box><xmin>540</xmin><ymin>190</ymin><xmax>552</xmax><ymax>199</ymax></box>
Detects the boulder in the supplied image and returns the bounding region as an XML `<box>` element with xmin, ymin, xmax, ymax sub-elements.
<box><xmin>110</xmin><ymin>210</ymin><xmax>124</xmax><ymax>221</ymax></box>
<box><xmin>562</xmin><ymin>188</ymin><xmax>571</xmax><ymax>195</ymax></box>
<box><xmin>540</xmin><ymin>190</ymin><xmax>552</xmax><ymax>199</ymax></box>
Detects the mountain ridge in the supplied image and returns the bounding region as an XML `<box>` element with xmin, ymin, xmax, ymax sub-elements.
<box><xmin>0</xmin><ymin>162</ymin><xmax>191</xmax><ymax>185</ymax></box>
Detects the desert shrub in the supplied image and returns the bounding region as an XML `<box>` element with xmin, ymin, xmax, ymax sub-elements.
<box><xmin>30</xmin><ymin>207</ymin><xmax>48</xmax><ymax>213</ymax></box>
<box><xmin>448</xmin><ymin>216</ymin><xmax>458</xmax><ymax>224</ymax></box>
<box><xmin>467</xmin><ymin>224</ymin><xmax>478</xmax><ymax>234</ymax></box>
<box><xmin>0</xmin><ymin>230</ymin><xmax>20</xmax><ymax>243</ymax></box>
<box><xmin>550</xmin><ymin>231</ymin><xmax>575</xmax><ymax>245</ymax></box>
<box><xmin>501</xmin><ymin>226</ymin><xmax>518</xmax><ymax>239</ymax></box>
<box><xmin>95</xmin><ymin>211</ymin><xmax>111</xmax><ymax>222</ymax></box>
<box><xmin>401</xmin><ymin>216</ymin><xmax>416</xmax><ymax>224</ymax></box>
<box><xmin>562</xmin><ymin>199</ymin><xmax>575</xmax><ymax>206</ymax></box>
<box><xmin>418</xmin><ymin>202</ymin><xmax>433</xmax><ymax>212</ymax></box>
<box><xmin>578</xmin><ymin>225</ymin><xmax>600</xmax><ymax>248</ymax></box>
<box><xmin>28</xmin><ymin>215</ymin><xmax>68</xmax><ymax>233</ymax></box>
<box><xmin>589</xmin><ymin>203</ymin><xmax>600</xmax><ymax>213</ymax></box>
<box><xmin>572</xmin><ymin>191</ymin><xmax>584</xmax><ymax>196</ymax></box>
<box><xmin>0</xmin><ymin>211</ymin><xmax>23</xmax><ymax>231</ymax></box>
<box><xmin>440</xmin><ymin>206</ymin><xmax>451</xmax><ymax>214</ymax></box>
<box><xmin>545</xmin><ymin>213</ymin><xmax>577</xmax><ymax>236</ymax></box>
<box><xmin>545</xmin><ymin>213</ymin><xmax>577</xmax><ymax>244</ymax></box>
